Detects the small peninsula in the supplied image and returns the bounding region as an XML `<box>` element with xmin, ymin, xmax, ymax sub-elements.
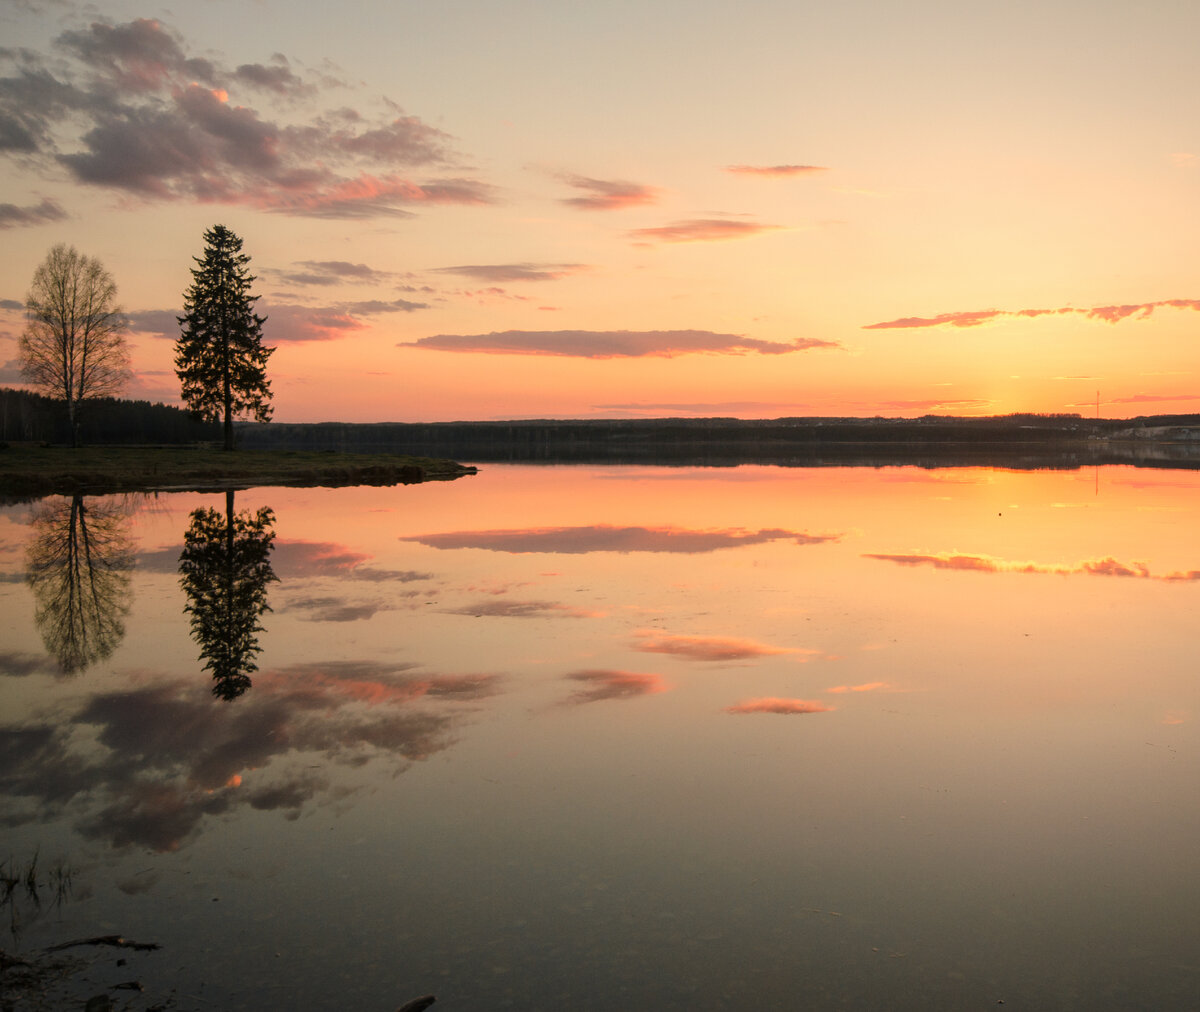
<box><xmin>0</xmin><ymin>445</ymin><xmax>476</xmax><ymax>499</ymax></box>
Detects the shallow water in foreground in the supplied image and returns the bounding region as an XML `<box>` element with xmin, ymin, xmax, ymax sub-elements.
<box><xmin>1</xmin><ymin>463</ymin><xmax>1198</xmax><ymax>1009</ymax></box>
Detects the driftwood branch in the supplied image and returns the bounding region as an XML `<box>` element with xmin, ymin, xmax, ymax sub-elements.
<box><xmin>396</xmin><ymin>996</ymin><xmax>436</xmax><ymax>1012</ymax></box>
<box><xmin>45</xmin><ymin>935</ymin><xmax>161</xmax><ymax>953</ymax></box>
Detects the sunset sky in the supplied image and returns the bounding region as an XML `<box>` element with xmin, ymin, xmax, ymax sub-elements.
<box><xmin>2</xmin><ymin>0</ymin><xmax>1199</xmax><ymax>422</ymax></box>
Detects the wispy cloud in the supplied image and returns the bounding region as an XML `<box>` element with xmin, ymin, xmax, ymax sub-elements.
<box><xmin>132</xmin><ymin>298</ymin><xmax>428</xmax><ymax>343</ymax></box>
<box><xmin>632</xmin><ymin>631</ymin><xmax>805</xmax><ymax>662</ymax></box>
<box><xmin>0</xmin><ymin>18</ymin><xmax>493</xmax><ymax>219</ymax></box>
<box><xmin>725</xmin><ymin>697</ymin><xmax>833</xmax><ymax>714</ymax></box>
<box><xmin>267</xmin><ymin>260</ymin><xmax>398</xmax><ymax>287</ymax></box>
<box><xmin>558</xmin><ymin>174</ymin><xmax>660</xmax><ymax>210</ymax></box>
<box><xmin>591</xmin><ymin>401</ymin><xmax>813</xmax><ymax>415</ymax></box>
<box><xmin>864</xmin><ymin>299</ymin><xmax>1200</xmax><ymax>330</ymax></box>
<box><xmin>863</xmin><ymin>397</ymin><xmax>992</xmax><ymax>413</ymax></box>
<box><xmin>443</xmin><ymin>599</ymin><xmax>602</xmax><ymax>618</ymax></box>
<box><xmin>402</xmin><ymin>525</ymin><xmax>838</xmax><ymax>554</ymax></box>
<box><xmin>0</xmin><ymin>197</ymin><xmax>67</xmax><ymax>229</ymax></box>
<box><xmin>559</xmin><ymin>669</ymin><xmax>671</xmax><ymax>705</ymax></box>
<box><xmin>430</xmin><ymin>263</ymin><xmax>589</xmax><ymax>283</ymax></box>
<box><xmin>864</xmin><ymin>550</ymin><xmax>1200</xmax><ymax>582</ymax></box>
<box><xmin>1108</xmin><ymin>393</ymin><xmax>1200</xmax><ymax>405</ymax></box>
<box><xmin>628</xmin><ymin>218</ymin><xmax>782</xmax><ymax>244</ymax></box>
<box><xmin>826</xmin><ymin>681</ymin><xmax>890</xmax><ymax>694</ymax></box>
<box><xmin>402</xmin><ymin>329</ymin><xmax>836</xmax><ymax>358</ymax></box>
<box><xmin>724</xmin><ymin>164</ymin><xmax>827</xmax><ymax>177</ymax></box>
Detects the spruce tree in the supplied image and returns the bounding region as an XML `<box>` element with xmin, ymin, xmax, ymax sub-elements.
<box><xmin>175</xmin><ymin>225</ymin><xmax>273</xmax><ymax>450</ymax></box>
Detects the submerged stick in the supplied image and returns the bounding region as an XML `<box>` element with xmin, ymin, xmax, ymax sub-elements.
<box><xmin>396</xmin><ymin>996</ymin><xmax>436</xmax><ymax>1012</ymax></box>
<box><xmin>45</xmin><ymin>935</ymin><xmax>161</xmax><ymax>953</ymax></box>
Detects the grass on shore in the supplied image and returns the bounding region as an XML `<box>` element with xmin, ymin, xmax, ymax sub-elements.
<box><xmin>0</xmin><ymin>443</ymin><xmax>476</xmax><ymax>498</ymax></box>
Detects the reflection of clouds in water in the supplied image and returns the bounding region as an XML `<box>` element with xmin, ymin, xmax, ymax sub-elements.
<box><xmin>632</xmin><ymin>631</ymin><xmax>808</xmax><ymax>662</ymax></box>
<box><xmin>139</xmin><ymin>538</ymin><xmax>434</xmax><ymax>584</ymax></box>
<box><xmin>282</xmin><ymin>595</ymin><xmax>395</xmax><ymax>622</ymax></box>
<box><xmin>0</xmin><ymin>661</ymin><xmax>499</xmax><ymax>852</ymax></box>
<box><xmin>403</xmin><ymin>525</ymin><xmax>837</xmax><ymax>555</ymax></box>
<box><xmin>725</xmin><ymin>698</ymin><xmax>833</xmax><ymax>715</ymax></box>
<box><xmin>444</xmin><ymin>600</ymin><xmax>603</xmax><ymax>619</ymax></box>
<box><xmin>865</xmin><ymin>551</ymin><xmax>1200</xmax><ymax>581</ymax></box>
<box><xmin>559</xmin><ymin>669</ymin><xmax>671</xmax><ymax>705</ymax></box>
<box><xmin>0</xmin><ymin>651</ymin><xmax>61</xmax><ymax>678</ymax></box>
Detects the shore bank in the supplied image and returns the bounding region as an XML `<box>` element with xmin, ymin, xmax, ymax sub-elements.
<box><xmin>0</xmin><ymin>445</ymin><xmax>476</xmax><ymax>499</ymax></box>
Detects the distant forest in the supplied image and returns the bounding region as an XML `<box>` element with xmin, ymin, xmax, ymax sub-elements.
<box><xmin>0</xmin><ymin>386</ymin><xmax>219</xmax><ymax>444</ymax></box>
<box><xmin>236</xmin><ymin>412</ymin><xmax>1200</xmax><ymax>468</ymax></box>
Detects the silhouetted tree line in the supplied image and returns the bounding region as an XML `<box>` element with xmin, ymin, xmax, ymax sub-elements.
<box><xmin>234</xmin><ymin>414</ymin><xmax>1200</xmax><ymax>468</ymax></box>
<box><xmin>0</xmin><ymin>386</ymin><xmax>220</xmax><ymax>445</ymax></box>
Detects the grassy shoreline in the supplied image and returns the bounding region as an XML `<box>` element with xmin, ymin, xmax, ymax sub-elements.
<box><xmin>0</xmin><ymin>444</ymin><xmax>477</xmax><ymax>498</ymax></box>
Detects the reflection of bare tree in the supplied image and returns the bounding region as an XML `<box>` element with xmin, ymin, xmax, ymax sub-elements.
<box><xmin>179</xmin><ymin>490</ymin><xmax>277</xmax><ymax>700</ymax></box>
<box><xmin>26</xmin><ymin>495</ymin><xmax>133</xmax><ymax>674</ymax></box>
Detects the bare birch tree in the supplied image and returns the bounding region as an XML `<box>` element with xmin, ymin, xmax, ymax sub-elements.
<box><xmin>19</xmin><ymin>244</ymin><xmax>131</xmax><ymax>447</ymax></box>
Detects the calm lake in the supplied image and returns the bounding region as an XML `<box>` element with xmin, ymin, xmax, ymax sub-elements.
<box><xmin>2</xmin><ymin>462</ymin><xmax>1198</xmax><ymax>1010</ymax></box>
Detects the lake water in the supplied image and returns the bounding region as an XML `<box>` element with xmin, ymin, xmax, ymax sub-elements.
<box><xmin>2</xmin><ymin>462</ymin><xmax>1198</xmax><ymax>1010</ymax></box>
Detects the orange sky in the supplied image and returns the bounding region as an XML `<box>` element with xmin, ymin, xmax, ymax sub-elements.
<box><xmin>2</xmin><ymin>1</ymin><xmax>1199</xmax><ymax>422</ymax></box>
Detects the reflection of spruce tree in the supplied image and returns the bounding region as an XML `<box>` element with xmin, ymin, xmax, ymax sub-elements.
<box><xmin>26</xmin><ymin>496</ymin><xmax>133</xmax><ymax>674</ymax></box>
<box><xmin>179</xmin><ymin>490</ymin><xmax>277</xmax><ymax>700</ymax></box>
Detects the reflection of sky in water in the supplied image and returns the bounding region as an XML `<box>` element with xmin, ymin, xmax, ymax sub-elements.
<box><xmin>1</xmin><ymin>465</ymin><xmax>1198</xmax><ymax>1009</ymax></box>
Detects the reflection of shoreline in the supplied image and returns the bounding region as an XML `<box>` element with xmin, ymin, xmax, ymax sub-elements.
<box><xmin>26</xmin><ymin>495</ymin><xmax>133</xmax><ymax>674</ymax></box>
<box><xmin>179</xmin><ymin>490</ymin><xmax>277</xmax><ymax>700</ymax></box>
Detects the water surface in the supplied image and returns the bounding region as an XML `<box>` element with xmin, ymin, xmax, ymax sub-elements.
<box><xmin>2</xmin><ymin>464</ymin><xmax>1198</xmax><ymax>1009</ymax></box>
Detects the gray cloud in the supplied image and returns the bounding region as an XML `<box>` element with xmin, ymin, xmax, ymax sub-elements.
<box><xmin>443</xmin><ymin>599</ymin><xmax>599</xmax><ymax>619</ymax></box>
<box><xmin>283</xmin><ymin>595</ymin><xmax>390</xmax><ymax>623</ymax></box>
<box><xmin>403</xmin><ymin>525</ymin><xmax>837</xmax><ymax>554</ymax></box>
<box><xmin>430</xmin><ymin>263</ymin><xmax>589</xmax><ymax>283</ymax></box>
<box><xmin>402</xmin><ymin>329</ymin><xmax>838</xmax><ymax>358</ymax></box>
<box><xmin>0</xmin><ymin>18</ymin><xmax>493</xmax><ymax>219</ymax></box>
<box><xmin>559</xmin><ymin>670</ymin><xmax>671</xmax><ymax>705</ymax></box>
<box><xmin>0</xmin><ymin>197</ymin><xmax>67</xmax><ymax>228</ymax></box>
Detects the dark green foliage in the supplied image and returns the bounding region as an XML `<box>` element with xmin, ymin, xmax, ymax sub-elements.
<box><xmin>178</xmin><ymin>490</ymin><xmax>277</xmax><ymax>699</ymax></box>
<box><xmin>175</xmin><ymin>225</ymin><xmax>273</xmax><ymax>451</ymax></box>
<box><xmin>0</xmin><ymin>386</ymin><xmax>220</xmax><ymax>444</ymax></box>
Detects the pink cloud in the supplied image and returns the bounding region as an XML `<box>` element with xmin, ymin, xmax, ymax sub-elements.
<box><xmin>628</xmin><ymin>218</ymin><xmax>782</xmax><ymax>244</ymax></box>
<box><xmin>865</xmin><ymin>551</ymin><xmax>1200</xmax><ymax>582</ymax></box>
<box><xmin>1110</xmin><ymin>393</ymin><xmax>1200</xmax><ymax>404</ymax></box>
<box><xmin>826</xmin><ymin>681</ymin><xmax>890</xmax><ymax>694</ymax></box>
<box><xmin>632</xmin><ymin>631</ymin><xmax>804</xmax><ymax>662</ymax></box>
<box><xmin>725</xmin><ymin>697</ymin><xmax>833</xmax><ymax>715</ymax></box>
<box><xmin>724</xmin><ymin>164</ymin><xmax>828</xmax><ymax>177</ymax></box>
<box><xmin>864</xmin><ymin>299</ymin><xmax>1200</xmax><ymax>330</ymax></box>
<box><xmin>559</xmin><ymin>174</ymin><xmax>660</xmax><ymax>210</ymax></box>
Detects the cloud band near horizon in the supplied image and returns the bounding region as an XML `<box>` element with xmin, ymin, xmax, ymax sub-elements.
<box><xmin>864</xmin><ymin>299</ymin><xmax>1200</xmax><ymax>330</ymax></box>
<box><xmin>402</xmin><ymin>329</ymin><xmax>838</xmax><ymax>358</ymax></box>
